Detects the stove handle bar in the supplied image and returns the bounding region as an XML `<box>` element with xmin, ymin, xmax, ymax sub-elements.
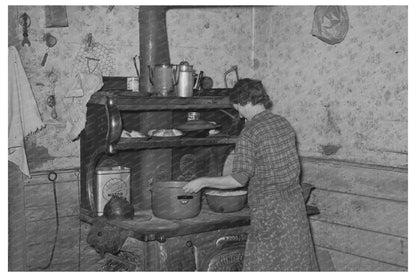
<box><xmin>105</xmin><ymin>96</ymin><xmax>122</xmax><ymax>154</ymax></box>
<box><xmin>215</xmin><ymin>233</ymin><xmax>248</xmax><ymax>250</ymax></box>
<box><xmin>86</xmin><ymin>146</ymin><xmax>107</xmax><ymax>217</ymax></box>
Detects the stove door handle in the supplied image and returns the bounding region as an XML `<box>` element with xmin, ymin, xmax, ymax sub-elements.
<box><xmin>216</xmin><ymin>233</ymin><xmax>248</xmax><ymax>250</ymax></box>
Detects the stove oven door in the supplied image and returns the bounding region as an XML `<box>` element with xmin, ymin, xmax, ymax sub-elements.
<box><xmin>195</xmin><ymin>233</ymin><xmax>247</xmax><ymax>271</ymax></box>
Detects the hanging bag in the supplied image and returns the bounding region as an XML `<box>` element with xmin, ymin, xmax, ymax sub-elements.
<box><xmin>311</xmin><ymin>6</ymin><xmax>349</xmax><ymax>45</ymax></box>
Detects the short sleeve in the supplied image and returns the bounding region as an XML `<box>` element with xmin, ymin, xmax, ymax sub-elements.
<box><xmin>231</xmin><ymin>132</ymin><xmax>255</xmax><ymax>185</ymax></box>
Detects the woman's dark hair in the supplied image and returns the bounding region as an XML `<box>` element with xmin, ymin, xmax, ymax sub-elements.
<box><xmin>229</xmin><ymin>78</ymin><xmax>273</xmax><ymax>109</ymax></box>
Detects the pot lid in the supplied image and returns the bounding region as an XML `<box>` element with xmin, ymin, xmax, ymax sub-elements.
<box><xmin>176</xmin><ymin>120</ymin><xmax>221</xmax><ymax>131</ymax></box>
<box><xmin>152</xmin><ymin>181</ymin><xmax>187</xmax><ymax>188</ymax></box>
<box><xmin>205</xmin><ymin>189</ymin><xmax>247</xmax><ymax>196</ymax></box>
<box><xmin>154</xmin><ymin>63</ymin><xmax>173</xmax><ymax>67</ymax></box>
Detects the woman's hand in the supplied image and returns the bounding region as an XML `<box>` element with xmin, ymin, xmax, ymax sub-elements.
<box><xmin>183</xmin><ymin>178</ymin><xmax>206</xmax><ymax>194</ymax></box>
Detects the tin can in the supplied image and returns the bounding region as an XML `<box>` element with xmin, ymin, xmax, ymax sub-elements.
<box><xmin>127</xmin><ymin>77</ymin><xmax>139</xmax><ymax>92</ymax></box>
<box><xmin>187</xmin><ymin>112</ymin><xmax>200</xmax><ymax>121</ymax></box>
<box><xmin>95</xmin><ymin>166</ymin><xmax>131</xmax><ymax>216</ymax></box>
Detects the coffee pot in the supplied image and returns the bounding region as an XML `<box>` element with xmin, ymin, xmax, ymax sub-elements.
<box><xmin>174</xmin><ymin>61</ymin><xmax>194</xmax><ymax>97</ymax></box>
<box><xmin>148</xmin><ymin>64</ymin><xmax>176</xmax><ymax>96</ymax></box>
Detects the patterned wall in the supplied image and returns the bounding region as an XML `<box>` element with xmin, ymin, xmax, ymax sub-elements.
<box><xmin>167</xmin><ymin>7</ymin><xmax>254</xmax><ymax>88</ymax></box>
<box><xmin>252</xmin><ymin>6</ymin><xmax>407</xmax><ymax>168</ymax></box>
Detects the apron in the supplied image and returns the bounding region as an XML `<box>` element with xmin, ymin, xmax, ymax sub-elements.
<box><xmin>243</xmin><ymin>184</ymin><xmax>319</xmax><ymax>271</ymax></box>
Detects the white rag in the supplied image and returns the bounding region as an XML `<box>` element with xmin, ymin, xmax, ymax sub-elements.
<box><xmin>8</xmin><ymin>46</ymin><xmax>45</xmax><ymax>177</ymax></box>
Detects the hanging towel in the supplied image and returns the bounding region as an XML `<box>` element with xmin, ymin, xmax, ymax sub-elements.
<box><xmin>65</xmin><ymin>72</ymin><xmax>103</xmax><ymax>141</ymax></box>
<box><xmin>8</xmin><ymin>46</ymin><xmax>45</xmax><ymax>177</ymax></box>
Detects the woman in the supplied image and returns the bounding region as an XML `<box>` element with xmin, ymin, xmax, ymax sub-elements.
<box><xmin>183</xmin><ymin>78</ymin><xmax>319</xmax><ymax>271</ymax></box>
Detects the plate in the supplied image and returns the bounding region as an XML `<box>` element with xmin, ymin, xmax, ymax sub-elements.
<box><xmin>148</xmin><ymin>128</ymin><xmax>184</xmax><ymax>138</ymax></box>
<box><xmin>121</xmin><ymin>130</ymin><xmax>149</xmax><ymax>139</ymax></box>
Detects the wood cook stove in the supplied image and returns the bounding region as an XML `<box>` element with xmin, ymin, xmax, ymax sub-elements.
<box><xmin>80</xmin><ymin>87</ymin><xmax>250</xmax><ymax>271</ymax></box>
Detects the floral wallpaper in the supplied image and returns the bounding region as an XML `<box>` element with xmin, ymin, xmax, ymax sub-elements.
<box><xmin>167</xmin><ymin>7</ymin><xmax>254</xmax><ymax>88</ymax></box>
<box><xmin>253</xmin><ymin>6</ymin><xmax>407</xmax><ymax>167</ymax></box>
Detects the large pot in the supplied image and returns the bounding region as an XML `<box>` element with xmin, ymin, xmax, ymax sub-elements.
<box><xmin>151</xmin><ymin>181</ymin><xmax>201</xmax><ymax>219</ymax></box>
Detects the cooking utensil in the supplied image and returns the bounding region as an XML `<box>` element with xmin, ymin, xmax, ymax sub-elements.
<box><xmin>19</xmin><ymin>13</ymin><xmax>31</xmax><ymax>47</ymax></box>
<box><xmin>176</xmin><ymin>120</ymin><xmax>221</xmax><ymax>138</ymax></box>
<box><xmin>187</xmin><ymin>112</ymin><xmax>200</xmax><ymax>121</ymax></box>
<box><xmin>176</xmin><ymin>120</ymin><xmax>221</xmax><ymax>131</ymax></box>
<box><xmin>103</xmin><ymin>195</ymin><xmax>135</xmax><ymax>219</ymax></box>
<box><xmin>47</xmin><ymin>71</ymin><xmax>58</xmax><ymax>119</ymax></box>
<box><xmin>46</xmin><ymin>95</ymin><xmax>57</xmax><ymax>119</ymax></box>
<box><xmin>133</xmin><ymin>55</ymin><xmax>140</xmax><ymax>77</ymax></box>
<box><xmin>205</xmin><ymin>189</ymin><xmax>247</xmax><ymax>213</ymax></box>
<box><xmin>148</xmin><ymin>63</ymin><xmax>176</xmax><ymax>96</ymax></box>
<box><xmin>193</xmin><ymin>71</ymin><xmax>203</xmax><ymax>90</ymax></box>
<box><xmin>224</xmin><ymin>65</ymin><xmax>239</xmax><ymax>88</ymax></box>
<box><xmin>174</xmin><ymin>61</ymin><xmax>194</xmax><ymax>97</ymax></box>
<box><xmin>150</xmin><ymin>181</ymin><xmax>202</xmax><ymax>220</ymax></box>
<box><xmin>41</xmin><ymin>33</ymin><xmax>57</xmax><ymax>66</ymax></box>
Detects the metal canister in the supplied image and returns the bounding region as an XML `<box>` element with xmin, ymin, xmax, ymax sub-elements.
<box><xmin>175</xmin><ymin>61</ymin><xmax>194</xmax><ymax>97</ymax></box>
<box><xmin>95</xmin><ymin>166</ymin><xmax>131</xmax><ymax>216</ymax></box>
<box><xmin>187</xmin><ymin>112</ymin><xmax>200</xmax><ymax>121</ymax></box>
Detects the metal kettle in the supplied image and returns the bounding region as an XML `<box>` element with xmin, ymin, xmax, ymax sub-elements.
<box><xmin>148</xmin><ymin>63</ymin><xmax>176</xmax><ymax>96</ymax></box>
<box><xmin>174</xmin><ymin>61</ymin><xmax>194</xmax><ymax>97</ymax></box>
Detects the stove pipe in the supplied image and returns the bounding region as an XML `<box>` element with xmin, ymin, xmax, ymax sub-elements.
<box><xmin>139</xmin><ymin>6</ymin><xmax>170</xmax><ymax>93</ymax></box>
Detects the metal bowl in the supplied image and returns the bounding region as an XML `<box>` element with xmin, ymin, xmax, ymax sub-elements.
<box><xmin>205</xmin><ymin>189</ymin><xmax>247</xmax><ymax>213</ymax></box>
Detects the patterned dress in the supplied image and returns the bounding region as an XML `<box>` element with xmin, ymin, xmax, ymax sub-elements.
<box><xmin>231</xmin><ymin>110</ymin><xmax>319</xmax><ymax>271</ymax></box>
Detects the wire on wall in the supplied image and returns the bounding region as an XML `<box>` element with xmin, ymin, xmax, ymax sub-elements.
<box><xmin>38</xmin><ymin>171</ymin><xmax>59</xmax><ymax>270</ymax></box>
<box><xmin>75</xmin><ymin>170</ymin><xmax>82</xmax><ymax>271</ymax></box>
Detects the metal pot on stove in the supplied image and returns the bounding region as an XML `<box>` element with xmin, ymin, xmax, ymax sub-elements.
<box><xmin>150</xmin><ymin>181</ymin><xmax>202</xmax><ymax>220</ymax></box>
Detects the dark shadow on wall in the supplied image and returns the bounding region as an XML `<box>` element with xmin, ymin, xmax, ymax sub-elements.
<box><xmin>9</xmin><ymin>162</ymin><xmax>26</xmax><ymax>271</ymax></box>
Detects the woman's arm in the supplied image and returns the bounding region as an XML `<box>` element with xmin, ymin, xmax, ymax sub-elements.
<box><xmin>183</xmin><ymin>175</ymin><xmax>243</xmax><ymax>194</ymax></box>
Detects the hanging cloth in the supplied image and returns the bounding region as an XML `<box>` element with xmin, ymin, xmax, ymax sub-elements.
<box><xmin>65</xmin><ymin>72</ymin><xmax>103</xmax><ymax>141</ymax></box>
<box><xmin>8</xmin><ymin>46</ymin><xmax>45</xmax><ymax>176</ymax></box>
